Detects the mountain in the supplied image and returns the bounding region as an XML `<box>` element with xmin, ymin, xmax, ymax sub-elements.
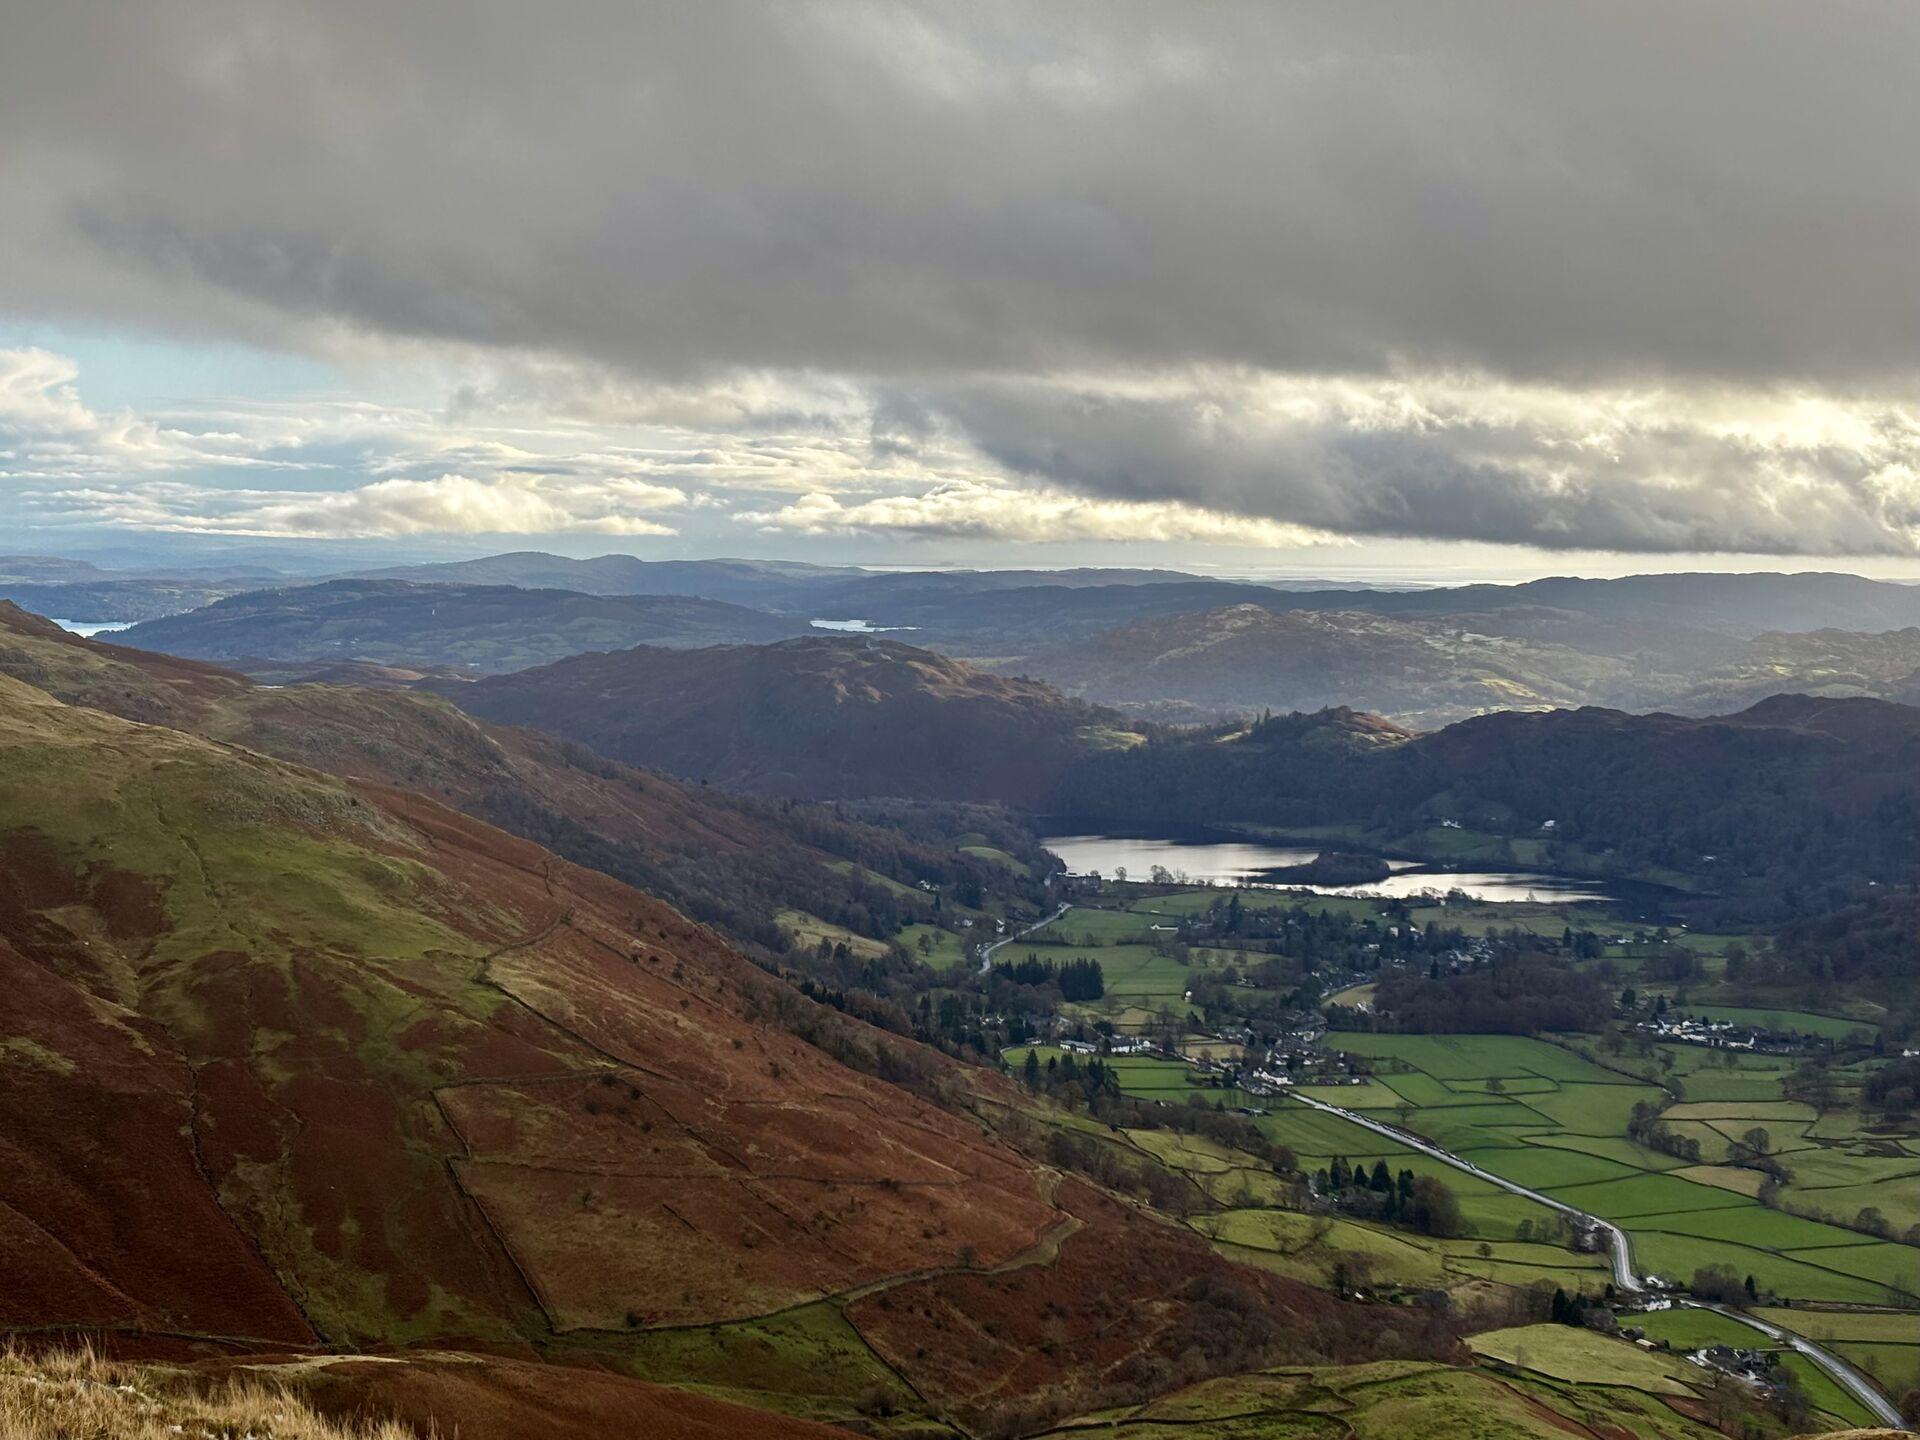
<box><xmin>0</xmin><ymin>603</ymin><xmax>1023</xmax><ymax>954</ymax></box>
<box><xmin>0</xmin><ymin>555</ymin><xmax>118</xmax><ymax>582</ymax></box>
<box><xmin>1366</xmin><ymin>571</ymin><xmax>1920</xmax><ymax>635</ymax></box>
<box><xmin>356</xmin><ymin>552</ymin><xmax>864</xmax><ymax>606</ymax></box>
<box><xmin>0</xmin><ymin>644</ymin><xmax>1431</xmax><ymax>1433</ymax></box>
<box><xmin>356</xmin><ymin>551</ymin><xmax>1220</xmax><ymax>613</ymax></box>
<box><xmin>0</xmin><ymin>554</ymin><xmax>285</xmax><ymax>623</ymax></box>
<box><xmin>1050</xmin><ymin>695</ymin><xmax>1920</xmax><ymax>910</ymax></box>
<box><xmin>0</xmin><ymin>577</ymin><xmax>251</xmax><ymax>623</ymax></box>
<box><xmin>436</xmin><ymin>634</ymin><xmax>1144</xmax><ymax>801</ymax></box>
<box><xmin>1014</xmin><ymin>604</ymin><xmax>1634</xmax><ymax>725</ymax></box>
<box><xmin>116</xmin><ymin>579</ymin><xmax>811</xmax><ymax>672</ymax></box>
<box><xmin>802</xmin><ymin>571</ymin><xmax>1920</xmax><ymax>659</ymax></box>
<box><xmin>1013</xmin><ymin>605</ymin><xmax>1920</xmax><ymax>726</ymax></box>
<box><xmin>1661</xmin><ymin>627</ymin><xmax>1920</xmax><ymax>714</ymax></box>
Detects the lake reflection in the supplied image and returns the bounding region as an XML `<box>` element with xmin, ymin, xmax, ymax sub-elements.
<box><xmin>1040</xmin><ymin>832</ymin><xmax>1617</xmax><ymax>905</ymax></box>
<box><xmin>1040</xmin><ymin>833</ymin><xmax>1323</xmax><ymax>885</ymax></box>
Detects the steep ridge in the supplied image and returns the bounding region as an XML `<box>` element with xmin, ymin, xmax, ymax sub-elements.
<box><xmin>117</xmin><ymin>579</ymin><xmax>810</xmax><ymax>672</ymax></box>
<box><xmin>0</xmin><ymin>659</ymin><xmax>1442</xmax><ymax>1431</ymax></box>
<box><xmin>435</xmin><ymin>634</ymin><xmax>1142</xmax><ymax>802</ymax></box>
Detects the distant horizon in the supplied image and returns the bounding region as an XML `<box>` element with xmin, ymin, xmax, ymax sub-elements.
<box><xmin>7</xmin><ymin>533</ymin><xmax>1920</xmax><ymax>589</ymax></box>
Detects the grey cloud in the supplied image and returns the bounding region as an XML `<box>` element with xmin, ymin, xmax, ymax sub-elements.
<box><xmin>925</xmin><ymin>376</ymin><xmax>1920</xmax><ymax>555</ymax></box>
<box><xmin>3</xmin><ymin>2</ymin><xmax>1918</xmax><ymax>389</ymax></box>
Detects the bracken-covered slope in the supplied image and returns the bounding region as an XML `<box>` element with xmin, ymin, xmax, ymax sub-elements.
<box><xmin>117</xmin><ymin>579</ymin><xmax>810</xmax><ymax>672</ymax></box>
<box><xmin>0</xmin><ymin>661</ymin><xmax>1442</xmax><ymax>1433</ymax></box>
<box><xmin>0</xmin><ymin>666</ymin><xmax>1054</xmax><ymax>1343</ymax></box>
<box><xmin>436</xmin><ymin>634</ymin><xmax>1143</xmax><ymax>801</ymax></box>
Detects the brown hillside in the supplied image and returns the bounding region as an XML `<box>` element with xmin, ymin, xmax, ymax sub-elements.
<box><xmin>0</xmin><ymin>665</ymin><xmax>1445</xmax><ymax>1428</ymax></box>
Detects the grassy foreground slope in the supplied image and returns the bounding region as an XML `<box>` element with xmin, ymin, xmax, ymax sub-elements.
<box><xmin>0</xmin><ymin>1343</ymin><xmax>856</xmax><ymax>1440</ymax></box>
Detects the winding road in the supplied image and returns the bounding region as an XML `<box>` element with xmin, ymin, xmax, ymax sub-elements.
<box><xmin>1286</xmin><ymin>1090</ymin><xmax>1911</xmax><ymax>1430</ymax></box>
<box><xmin>978</xmin><ymin>901</ymin><xmax>1072</xmax><ymax>974</ymax></box>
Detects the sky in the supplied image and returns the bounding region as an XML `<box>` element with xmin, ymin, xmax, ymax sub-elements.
<box><xmin>4</xmin><ymin>2</ymin><xmax>1919</xmax><ymax>582</ymax></box>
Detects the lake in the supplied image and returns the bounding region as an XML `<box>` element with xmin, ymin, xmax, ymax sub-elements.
<box><xmin>50</xmin><ymin>619</ymin><xmax>133</xmax><ymax>637</ymax></box>
<box><xmin>1039</xmin><ymin>830</ymin><xmax>1621</xmax><ymax>905</ymax></box>
<box><xmin>810</xmin><ymin>618</ymin><xmax>919</xmax><ymax>633</ymax></box>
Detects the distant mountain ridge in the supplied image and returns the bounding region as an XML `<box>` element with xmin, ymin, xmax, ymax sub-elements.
<box><xmin>876</xmin><ymin>571</ymin><xmax>1920</xmax><ymax>656</ymax></box>
<box><xmin>116</xmin><ymin>578</ymin><xmax>811</xmax><ymax>672</ymax></box>
<box><xmin>355</xmin><ymin>551</ymin><xmax>1220</xmax><ymax>611</ymax></box>
<box><xmin>1014</xmin><ymin>604</ymin><xmax>1628</xmax><ymax>725</ymax></box>
<box><xmin>1013</xmin><ymin>604</ymin><xmax>1920</xmax><ymax>726</ymax></box>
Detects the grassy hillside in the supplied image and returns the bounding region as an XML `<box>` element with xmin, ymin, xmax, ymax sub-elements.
<box><xmin>0</xmin><ymin>661</ymin><xmax>1442</xmax><ymax>1434</ymax></box>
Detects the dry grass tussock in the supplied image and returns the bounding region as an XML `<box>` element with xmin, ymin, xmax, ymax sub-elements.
<box><xmin>0</xmin><ymin>1345</ymin><xmax>422</xmax><ymax>1440</ymax></box>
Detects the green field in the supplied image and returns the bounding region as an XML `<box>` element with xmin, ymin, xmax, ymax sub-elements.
<box><xmin>1318</xmin><ymin>1031</ymin><xmax>1920</xmax><ymax>1310</ymax></box>
<box><xmin>1405</xmin><ymin>899</ymin><xmax>1613</xmax><ymax>937</ymax></box>
<box><xmin>1751</xmin><ymin>1307</ymin><xmax>1920</xmax><ymax>1345</ymax></box>
<box><xmin>1329</xmin><ymin>1032</ymin><xmax>1629</xmax><ymax>1084</ymax></box>
<box><xmin>1629</xmin><ymin>1205</ymin><xmax>1875</xmax><ymax>1251</ymax></box>
<box><xmin>1622</xmin><ymin>1309</ymin><xmax>1883</xmax><ymax>1429</ymax></box>
<box><xmin>1467</xmin><ymin>1324</ymin><xmax>1696</xmax><ymax>1394</ymax></box>
<box><xmin>1198</xmin><ymin>1207</ymin><xmax>1613</xmax><ymax>1297</ymax></box>
<box><xmin>775</xmin><ymin>909</ymin><xmax>891</xmax><ymax>960</ymax></box>
<box><xmin>824</xmin><ymin>859</ymin><xmax>930</xmax><ymax>905</ymax></box>
<box><xmin>1129</xmin><ymin>888</ymin><xmax>1385</xmax><ymax>921</ymax></box>
<box><xmin>896</xmin><ymin>921</ymin><xmax>967</xmax><ymax>970</ymax></box>
<box><xmin>1628</xmin><ymin>1231</ymin><xmax>1913</xmax><ymax>1305</ymax></box>
<box><xmin>1056</xmin><ymin>1355</ymin><xmax>1721</xmax><ymax>1440</ymax></box>
<box><xmin>1457</xmin><ymin>1146</ymin><xmax>1641</xmax><ymax>1189</ymax></box>
<box><xmin>959</xmin><ymin>842</ymin><xmax>1029</xmax><ymax>873</ymax></box>
<box><xmin>1678</xmin><ymin>1004</ymin><xmax>1880</xmax><ymax>1040</ymax></box>
<box><xmin>1029</xmin><ymin>905</ymin><xmax>1161</xmax><ymax>943</ymax></box>
<box><xmin>1545</xmin><ymin>1172</ymin><xmax>1749</xmax><ymax>1219</ymax></box>
<box><xmin>1629</xmin><ymin>1307</ymin><xmax>1761</xmax><ymax>1350</ymax></box>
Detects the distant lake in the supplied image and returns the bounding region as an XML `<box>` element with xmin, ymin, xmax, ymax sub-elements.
<box><xmin>810</xmin><ymin>618</ymin><xmax>919</xmax><ymax>633</ymax></box>
<box><xmin>1039</xmin><ymin>830</ymin><xmax>1620</xmax><ymax>905</ymax></box>
<box><xmin>50</xmin><ymin>619</ymin><xmax>133</xmax><ymax>637</ymax></box>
